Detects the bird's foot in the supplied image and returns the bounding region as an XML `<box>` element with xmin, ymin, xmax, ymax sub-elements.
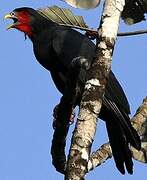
<box><xmin>52</xmin><ymin>104</ymin><xmax>75</xmax><ymax>129</ymax></box>
<box><xmin>85</xmin><ymin>30</ymin><xmax>98</xmax><ymax>40</ymax></box>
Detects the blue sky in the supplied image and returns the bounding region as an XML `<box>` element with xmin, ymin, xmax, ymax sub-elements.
<box><xmin>0</xmin><ymin>0</ymin><xmax>146</xmax><ymax>179</ymax></box>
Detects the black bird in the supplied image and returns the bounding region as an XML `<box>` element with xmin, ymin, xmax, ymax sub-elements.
<box><xmin>5</xmin><ymin>7</ymin><xmax>141</xmax><ymax>174</ymax></box>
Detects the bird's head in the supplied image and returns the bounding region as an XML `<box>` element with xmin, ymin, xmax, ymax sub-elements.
<box><xmin>4</xmin><ymin>7</ymin><xmax>47</xmax><ymax>38</ymax></box>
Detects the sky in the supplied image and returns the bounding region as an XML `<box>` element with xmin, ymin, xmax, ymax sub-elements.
<box><xmin>0</xmin><ymin>0</ymin><xmax>146</xmax><ymax>180</ymax></box>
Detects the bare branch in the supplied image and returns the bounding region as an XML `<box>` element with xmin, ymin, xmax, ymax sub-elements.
<box><xmin>131</xmin><ymin>97</ymin><xmax>147</xmax><ymax>163</ymax></box>
<box><xmin>88</xmin><ymin>143</ymin><xmax>112</xmax><ymax>171</ymax></box>
<box><xmin>65</xmin><ymin>0</ymin><xmax>125</xmax><ymax>179</ymax></box>
<box><xmin>118</xmin><ymin>30</ymin><xmax>147</xmax><ymax>37</ymax></box>
<box><xmin>85</xmin><ymin>29</ymin><xmax>147</xmax><ymax>39</ymax></box>
<box><xmin>54</xmin><ymin>24</ymin><xmax>147</xmax><ymax>38</ymax></box>
<box><xmin>51</xmin><ymin>1</ymin><xmax>147</xmax><ymax>178</ymax></box>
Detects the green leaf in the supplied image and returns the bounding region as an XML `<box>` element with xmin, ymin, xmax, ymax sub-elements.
<box><xmin>37</xmin><ymin>5</ymin><xmax>88</xmax><ymax>29</ymax></box>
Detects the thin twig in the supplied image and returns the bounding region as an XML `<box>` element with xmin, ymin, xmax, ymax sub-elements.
<box><xmin>59</xmin><ymin>23</ymin><xmax>147</xmax><ymax>37</ymax></box>
<box><xmin>118</xmin><ymin>29</ymin><xmax>147</xmax><ymax>36</ymax></box>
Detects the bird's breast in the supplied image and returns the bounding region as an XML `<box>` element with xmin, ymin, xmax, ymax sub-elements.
<box><xmin>33</xmin><ymin>44</ymin><xmax>54</xmax><ymax>71</ymax></box>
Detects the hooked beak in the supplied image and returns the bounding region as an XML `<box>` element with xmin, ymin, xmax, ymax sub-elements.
<box><xmin>4</xmin><ymin>13</ymin><xmax>18</xmax><ymax>30</ymax></box>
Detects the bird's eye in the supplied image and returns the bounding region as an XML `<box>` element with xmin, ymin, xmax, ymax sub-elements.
<box><xmin>10</xmin><ymin>12</ymin><xmax>15</xmax><ymax>16</ymax></box>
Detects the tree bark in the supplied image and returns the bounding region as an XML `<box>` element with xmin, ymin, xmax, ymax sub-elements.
<box><xmin>51</xmin><ymin>97</ymin><xmax>147</xmax><ymax>175</ymax></box>
<box><xmin>65</xmin><ymin>0</ymin><xmax>125</xmax><ymax>179</ymax></box>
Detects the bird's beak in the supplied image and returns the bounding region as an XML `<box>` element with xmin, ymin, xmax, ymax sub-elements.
<box><xmin>4</xmin><ymin>14</ymin><xmax>13</xmax><ymax>19</ymax></box>
<box><xmin>4</xmin><ymin>13</ymin><xmax>18</xmax><ymax>30</ymax></box>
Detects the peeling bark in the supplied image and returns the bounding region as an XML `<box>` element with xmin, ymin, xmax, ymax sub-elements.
<box><xmin>88</xmin><ymin>143</ymin><xmax>112</xmax><ymax>172</ymax></box>
<box><xmin>65</xmin><ymin>0</ymin><xmax>125</xmax><ymax>179</ymax></box>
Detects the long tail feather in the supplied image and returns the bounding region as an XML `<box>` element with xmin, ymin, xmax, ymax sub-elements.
<box><xmin>101</xmin><ymin>95</ymin><xmax>141</xmax><ymax>174</ymax></box>
<box><xmin>106</xmin><ymin>116</ymin><xmax>133</xmax><ymax>174</ymax></box>
<box><xmin>103</xmin><ymin>96</ymin><xmax>141</xmax><ymax>150</ymax></box>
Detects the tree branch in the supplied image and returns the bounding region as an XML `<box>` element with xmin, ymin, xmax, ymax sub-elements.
<box><xmin>88</xmin><ymin>97</ymin><xmax>147</xmax><ymax>172</ymax></box>
<box><xmin>86</xmin><ymin>29</ymin><xmax>147</xmax><ymax>39</ymax></box>
<box><xmin>58</xmin><ymin>24</ymin><xmax>147</xmax><ymax>38</ymax></box>
<box><xmin>65</xmin><ymin>0</ymin><xmax>125</xmax><ymax>179</ymax></box>
<box><xmin>118</xmin><ymin>30</ymin><xmax>147</xmax><ymax>37</ymax></box>
<box><xmin>51</xmin><ymin>96</ymin><xmax>147</xmax><ymax>175</ymax></box>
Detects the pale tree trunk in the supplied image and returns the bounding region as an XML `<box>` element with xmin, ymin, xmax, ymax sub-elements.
<box><xmin>65</xmin><ymin>0</ymin><xmax>125</xmax><ymax>179</ymax></box>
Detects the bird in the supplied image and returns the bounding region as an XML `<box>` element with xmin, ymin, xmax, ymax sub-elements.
<box><xmin>5</xmin><ymin>7</ymin><xmax>141</xmax><ymax>174</ymax></box>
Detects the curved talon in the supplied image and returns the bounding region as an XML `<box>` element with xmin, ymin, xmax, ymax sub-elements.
<box><xmin>85</xmin><ymin>31</ymin><xmax>98</xmax><ymax>40</ymax></box>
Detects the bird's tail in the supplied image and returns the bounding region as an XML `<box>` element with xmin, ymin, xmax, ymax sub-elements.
<box><xmin>103</xmin><ymin>98</ymin><xmax>141</xmax><ymax>174</ymax></box>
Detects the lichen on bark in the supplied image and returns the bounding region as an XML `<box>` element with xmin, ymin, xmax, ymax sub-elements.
<box><xmin>65</xmin><ymin>1</ymin><xmax>125</xmax><ymax>179</ymax></box>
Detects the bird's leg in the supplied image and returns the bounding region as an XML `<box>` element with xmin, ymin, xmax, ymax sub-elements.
<box><xmin>52</xmin><ymin>76</ymin><xmax>77</xmax><ymax>129</ymax></box>
<box><xmin>51</xmin><ymin>95</ymin><xmax>73</xmax><ymax>173</ymax></box>
<box><xmin>85</xmin><ymin>30</ymin><xmax>98</xmax><ymax>40</ymax></box>
<box><xmin>51</xmin><ymin>57</ymin><xmax>90</xmax><ymax>173</ymax></box>
<box><xmin>52</xmin><ymin>56</ymin><xmax>91</xmax><ymax>129</ymax></box>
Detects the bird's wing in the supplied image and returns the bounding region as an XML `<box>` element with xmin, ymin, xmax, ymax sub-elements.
<box><xmin>52</xmin><ymin>26</ymin><xmax>130</xmax><ymax>115</ymax></box>
<box><xmin>107</xmin><ymin>71</ymin><xmax>130</xmax><ymax>114</ymax></box>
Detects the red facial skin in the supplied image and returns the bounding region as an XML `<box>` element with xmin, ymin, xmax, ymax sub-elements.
<box><xmin>14</xmin><ymin>11</ymin><xmax>32</xmax><ymax>37</ymax></box>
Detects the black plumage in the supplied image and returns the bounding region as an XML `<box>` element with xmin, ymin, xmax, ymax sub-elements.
<box><xmin>5</xmin><ymin>7</ymin><xmax>141</xmax><ymax>174</ymax></box>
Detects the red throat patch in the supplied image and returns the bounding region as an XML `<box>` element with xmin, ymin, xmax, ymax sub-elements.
<box><xmin>15</xmin><ymin>11</ymin><xmax>32</xmax><ymax>37</ymax></box>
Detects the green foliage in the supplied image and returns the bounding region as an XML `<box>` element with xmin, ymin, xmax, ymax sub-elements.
<box><xmin>38</xmin><ymin>6</ymin><xmax>88</xmax><ymax>29</ymax></box>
